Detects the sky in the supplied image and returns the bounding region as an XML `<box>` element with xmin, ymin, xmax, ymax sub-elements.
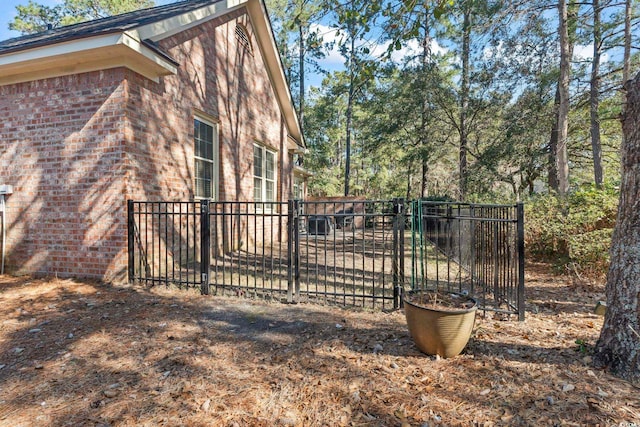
<box><xmin>0</xmin><ymin>1</ymin><xmax>606</xmax><ymax>90</ymax></box>
<box><xmin>0</xmin><ymin>0</ymin><xmax>175</xmax><ymax>42</ymax></box>
<box><xmin>0</xmin><ymin>0</ymin><xmax>40</xmax><ymax>42</ymax></box>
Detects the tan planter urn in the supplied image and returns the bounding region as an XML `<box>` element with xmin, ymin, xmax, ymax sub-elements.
<box><xmin>403</xmin><ymin>291</ymin><xmax>477</xmax><ymax>358</ymax></box>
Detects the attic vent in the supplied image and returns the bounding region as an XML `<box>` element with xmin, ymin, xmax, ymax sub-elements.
<box><xmin>235</xmin><ymin>24</ymin><xmax>253</xmax><ymax>55</ymax></box>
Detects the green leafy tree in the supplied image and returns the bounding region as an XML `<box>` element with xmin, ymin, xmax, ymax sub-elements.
<box><xmin>10</xmin><ymin>0</ymin><xmax>155</xmax><ymax>34</ymax></box>
<box><xmin>265</xmin><ymin>0</ymin><xmax>329</xmax><ymax>136</ymax></box>
<box><xmin>330</xmin><ymin>0</ymin><xmax>381</xmax><ymax>196</ymax></box>
<box><xmin>359</xmin><ymin>63</ymin><xmax>456</xmax><ymax>199</ymax></box>
<box><xmin>303</xmin><ymin>75</ymin><xmax>349</xmax><ymax>196</ymax></box>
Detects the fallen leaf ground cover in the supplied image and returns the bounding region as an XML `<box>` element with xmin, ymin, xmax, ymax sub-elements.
<box><xmin>0</xmin><ymin>263</ymin><xmax>638</xmax><ymax>426</ymax></box>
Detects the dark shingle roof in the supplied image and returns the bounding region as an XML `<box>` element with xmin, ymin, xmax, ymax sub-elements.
<box><xmin>0</xmin><ymin>0</ymin><xmax>222</xmax><ymax>56</ymax></box>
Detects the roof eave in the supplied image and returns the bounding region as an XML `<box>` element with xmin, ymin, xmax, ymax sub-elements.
<box><xmin>135</xmin><ymin>0</ymin><xmax>247</xmax><ymax>42</ymax></box>
<box><xmin>0</xmin><ymin>32</ymin><xmax>177</xmax><ymax>86</ymax></box>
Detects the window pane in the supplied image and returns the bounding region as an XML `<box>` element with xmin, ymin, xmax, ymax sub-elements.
<box><xmin>195</xmin><ymin>178</ymin><xmax>211</xmax><ymax>199</ymax></box>
<box><xmin>254</xmin><ymin>146</ymin><xmax>262</xmax><ymax>177</ymax></box>
<box><xmin>266</xmin><ymin>181</ymin><xmax>274</xmax><ymax>202</ymax></box>
<box><xmin>195</xmin><ymin>140</ymin><xmax>203</xmax><ymax>158</ymax></box>
<box><xmin>254</xmin><ymin>177</ymin><xmax>262</xmax><ymax>201</ymax></box>
<box><xmin>205</xmin><ymin>139</ymin><xmax>213</xmax><ymax>160</ymax></box>
<box><xmin>195</xmin><ymin>159</ymin><xmax>213</xmax><ymax>198</ymax></box>
<box><xmin>265</xmin><ymin>151</ymin><xmax>275</xmax><ymax>180</ymax></box>
<box><xmin>204</xmin><ymin>122</ymin><xmax>211</xmax><ymax>143</ymax></box>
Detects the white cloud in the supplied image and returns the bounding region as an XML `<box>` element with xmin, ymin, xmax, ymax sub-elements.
<box><xmin>378</xmin><ymin>38</ymin><xmax>448</xmax><ymax>65</ymax></box>
<box><xmin>309</xmin><ymin>23</ymin><xmax>343</xmax><ymax>66</ymax></box>
<box><xmin>309</xmin><ymin>22</ymin><xmax>448</xmax><ymax>69</ymax></box>
<box><xmin>573</xmin><ymin>44</ymin><xmax>609</xmax><ymax>62</ymax></box>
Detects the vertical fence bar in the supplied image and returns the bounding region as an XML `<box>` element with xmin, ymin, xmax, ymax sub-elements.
<box><xmin>470</xmin><ymin>205</ymin><xmax>476</xmax><ymax>297</ymax></box>
<box><xmin>294</xmin><ymin>199</ymin><xmax>301</xmax><ymax>300</ymax></box>
<box><xmin>493</xmin><ymin>220</ymin><xmax>499</xmax><ymax>303</ymax></box>
<box><xmin>127</xmin><ymin>200</ymin><xmax>135</xmax><ymax>283</ymax></box>
<box><xmin>517</xmin><ymin>202</ymin><xmax>525</xmax><ymax>321</ymax></box>
<box><xmin>137</xmin><ymin>203</ymin><xmax>142</xmax><ymax>281</ymax></box>
<box><xmin>170</xmin><ymin>203</ymin><xmax>175</xmax><ymax>285</ymax></box>
<box><xmin>287</xmin><ymin>199</ymin><xmax>294</xmax><ymax>303</ymax></box>
<box><xmin>398</xmin><ymin>199</ymin><xmax>406</xmax><ymax>309</ymax></box>
<box><xmin>392</xmin><ymin>198</ymin><xmax>400</xmax><ymax>308</ymax></box>
<box><xmin>200</xmin><ymin>200</ymin><xmax>210</xmax><ymax>295</ymax></box>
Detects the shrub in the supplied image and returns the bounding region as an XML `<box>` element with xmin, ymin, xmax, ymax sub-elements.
<box><xmin>525</xmin><ymin>185</ymin><xmax>617</xmax><ymax>279</ymax></box>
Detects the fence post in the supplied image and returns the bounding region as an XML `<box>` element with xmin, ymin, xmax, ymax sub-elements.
<box><xmin>469</xmin><ymin>205</ymin><xmax>476</xmax><ymax>296</ymax></box>
<box><xmin>200</xmin><ymin>200</ymin><xmax>210</xmax><ymax>295</ymax></box>
<box><xmin>399</xmin><ymin>198</ymin><xmax>406</xmax><ymax>308</ymax></box>
<box><xmin>516</xmin><ymin>202</ymin><xmax>525</xmax><ymax>321</ymax></box>
<box><xmin>127</xmin><ymin>200</ymin><xmax>135</xmax><ymax>284</ymax></box>
<box><xmin>392</xmin><ymin>198</ymin><xmax>405</xmax><ymax>309</ymax></box>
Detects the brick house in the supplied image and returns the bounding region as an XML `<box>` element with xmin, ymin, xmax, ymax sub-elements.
<box><xmin>0</xmin><ymin>0</ymin><xmax>307</xmax><ymax>281</ymax></box>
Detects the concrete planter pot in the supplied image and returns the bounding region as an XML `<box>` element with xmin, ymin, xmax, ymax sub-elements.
<box><xmin>403</xmin><ymin>291</ymin><xmax>477</xmax><ymax>358</ymax></box>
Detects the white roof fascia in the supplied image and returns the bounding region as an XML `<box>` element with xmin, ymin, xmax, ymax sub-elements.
<box><xmin>135</xmin><ymin>0</ymin><xmax>248</xmax><ymax>42</ymax></box>
<box><xmin>0</xmin><ymin>32</ymin><xmax>177</xmax><ymax>84</ymax></box>
<box><xmin>120</xmin><ymin>31</ymin><xmax>178</xmax><ymax>74</ymax></box>
<box><xmin>0</xmin><ymin>33</ymin><xmax>123</xmax><ymax>66</ymax></box>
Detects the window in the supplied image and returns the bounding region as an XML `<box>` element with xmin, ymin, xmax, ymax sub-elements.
<box><xmin>293</xmin><ymin>175</ymin><xmax>304</xmax><ymax>200</ymax></box>
<box><xmin>194</xmin><ymin>117</ymin><xmax>218</xmax><ymax>199</ymax></box>
<box><xmin>254</xmin><ymin>144</ymin><xmax>276</xmax><ymax>202</ymax></box>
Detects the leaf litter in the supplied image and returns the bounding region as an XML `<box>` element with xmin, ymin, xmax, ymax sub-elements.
<box><xmin>0</xmin><ymin>263</ymin><xmax>638</xmax><ymax>426</ymax></box>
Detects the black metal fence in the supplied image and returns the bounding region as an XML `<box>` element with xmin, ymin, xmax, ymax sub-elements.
<box><xmin>294</xmin><ymin>199</ymin><xmax>405</xmax><ymax>309</ymax></box>
<box><xmin>410</xmin><ymin>201</ymin><xmax>525</xmax><ymax>320</ymax></box>
<box><xmin>128</xmin><ymin>199</ymin><xmax>524</xmax><ymax>317</ymax></box>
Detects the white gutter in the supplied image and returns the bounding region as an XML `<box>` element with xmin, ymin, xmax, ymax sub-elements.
<box><xmin>1</xmin><ymin>195</ymin><xmax>5</xmax><ymax>275</ymax></box>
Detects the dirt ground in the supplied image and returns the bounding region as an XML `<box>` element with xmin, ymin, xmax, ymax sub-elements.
<box><xmin>0</xmin><ymin>264</ymin><xmax>638</xmax><ymax>426</ymax></box>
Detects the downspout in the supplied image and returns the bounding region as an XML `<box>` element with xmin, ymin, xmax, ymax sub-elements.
<box><xmin>1</xmin><ymin>195</ymin><xmax>5</xmax><ymax>275</ymax></box>
<box><xmin>0</xmin><ymin>185</ymin><xmax>13</xmax><ymax>275</ymax></box>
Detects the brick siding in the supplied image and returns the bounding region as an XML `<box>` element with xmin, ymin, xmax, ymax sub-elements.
<box><xmin>0</xmin><ymin>7</ymin><xmax>296</xmax><ymax>282</ymax></box>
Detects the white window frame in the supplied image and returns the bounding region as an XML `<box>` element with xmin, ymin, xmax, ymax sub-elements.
<box><xmin>253</xmin><ymin>143</ymin><xmax>277</xmax><ymax>206</ymax></box>
<box><xmin>293</xmin><ymin>175</ymin><xmax>305</xmax><ymax>201</ymax></box>
<box><xmin>193</xmin><ymin>115</ymin><xmax>219</xmax><ymax>200</ymax></box>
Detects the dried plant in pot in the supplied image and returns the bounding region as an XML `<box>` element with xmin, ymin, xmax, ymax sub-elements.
<box><xmin>403</xmin><ymin>289</ymin><xmax>477</xmax><ymax>358</ymax></box>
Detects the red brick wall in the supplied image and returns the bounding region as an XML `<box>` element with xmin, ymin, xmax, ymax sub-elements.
<box><xmin>124</xmin><ymin>8</ymin><xmax>293</xmax><ymax>203</ymax></box>
<box><xmin>0</xmin><ymin>71</ymin><xmax>129</xmax><ymax>280</ymax></box>
<box><xmin>0</xmin><ymin>7</ymin><xmax>296</xmax><ymax>281</ymax></box>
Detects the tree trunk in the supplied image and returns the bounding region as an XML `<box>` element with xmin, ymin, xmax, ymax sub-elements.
<box><xmin>344</xmin><ymin>18</ymin><xmax>355</xmax><ymax>197</ymax></box>
<box><xmin>548</xmin><ymin>86</ymin><xmax>560</xmax><ymax>191</ymax></box>
<box><xmin>593</xmin><ymin>72</ymin><xmax>640</xmax><ymax>387</ymax></box>
<box><xmin>298</xmin><ymin>23</ymin><xmax>305</xmax><ymax>138</ymax></box>
<box><xmin>406</xmin><ymin>164</ymin><xmax>412</xmax><ymax>200</ymax></box>
<box><xmin>623</xmin><ymin>0</ymin><xmax>631</xmax><ymax>84</ymax></box>
<box><xmin>459</xmin><ymin>5</ymin><xmax>471</xmax><ymax>201</ymax></box>
<box><xmin>590</xmin><ymin>0</ymin><xmax>603</xmax><ymax>188</ymax></box>
<box><xmin>421</xmin><ymin>161</ymin><xmax>428</xmax><ymax>198</ymax></box>
<box><xmin>420</xmin><ymin>5</ymin><xmax>431</xmax><ymax>199</ymax></box>
<box><xmin>556</xmin><ymin>0</ymin><xmax>571</xmax><ymax>196</ymax></box>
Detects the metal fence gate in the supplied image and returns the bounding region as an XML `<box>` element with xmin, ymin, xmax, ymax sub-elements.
<box><xmin>128</xmin><ymin>199</ymin><xmax>524</xmax><ymax>317</ymax></box>
<box><xmin>410</xmin><ymin>201</ymin><xmax>525</xmax><ymax>320</ymax></box>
